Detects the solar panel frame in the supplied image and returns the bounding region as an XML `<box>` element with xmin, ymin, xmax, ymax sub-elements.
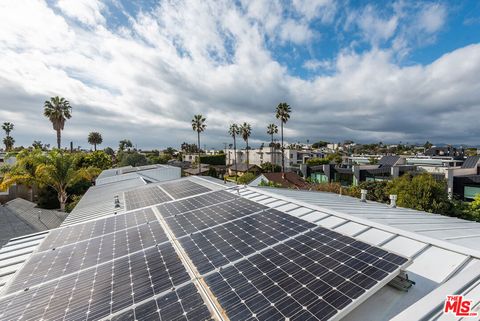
<box><xmin>157</xmin><ymin>190</ymin><xmax>238</xmax><ymax>218</ymax></box>
<box><xmin>110</xmin><ymin>283</ymin><xmax>213</xmax><ymax>321</ymax></box>
<box><xmin>179</xmin><ymin>209</ymin><xmax>317</xmax><ymax>274</ymax></box>
<box><xmin>164</xmin><ymin>197</ymin><xmax>268</xmax><ymax>238</ymax></box>
<box><xmin>4</xmin><ymin>217</ymin><xmax>169</xmax><ymax>294</ymax></box>
<box><xmin>160</xmin><ymin>180</ymin><xmax>212</xmax><ymax>200</ymax></box>
<box><xmin>204</xmin><ymin>226</ymin><xmax>409</xmax><ymax>321</ymax></box>
<box><xmin>0</xmin><ymin>243</ymin><xmax>192</xmax><ymax>321</ymax></box>
<box><xmin>37</xmin><ymin>208</ymin><xmax>157</xmax><ymax>252</ymax></box>
<box><xmin>124</xmin><ymin>186</ymin><xmax>172</xmax><ymax>211</ymax></box>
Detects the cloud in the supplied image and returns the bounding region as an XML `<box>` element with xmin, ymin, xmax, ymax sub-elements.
<box><xmin>0</xmin><ymin>0</ymin><xmax>478</xmax><ymax>150</ymax></box>
<box><xmin>56</xmin><ymin>0</ymin><xmax>106</xmax><ymax>27</ymax></box>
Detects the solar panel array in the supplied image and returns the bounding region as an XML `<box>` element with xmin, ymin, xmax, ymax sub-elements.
<box><xmin>111</xmin><ymin>283</ymin><xmax>212</xmax><ymax>321</ymax></box>
<box><xmin>205</xmin><ymin>227</ymin><xmax>408</xmax><ymax>321</ymax></box>
<box><xmin>38</xmin><ymin>208</ymin><xmax>157</xmax><ymax>252</ymax></box>
<box><xmin>178</xmin><ymin>210</ymin><xmax>316</xmax><ymax>274</ymax></box>
<box><xmin>0</xmin><ymin>180</ymin><xmax>410</xmax><ymax>321</ymax></box>
<box><xmin>161</xmin><ymin>180</ymin><xmax>212</xmax><ymax>199</ymax></box>
<box><xmin>124</xmin><ymin>186</ymin><xmax>172</xmax><ymax>211</ymax></box>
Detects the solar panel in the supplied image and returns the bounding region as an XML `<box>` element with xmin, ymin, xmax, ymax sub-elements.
<box><xmin>161</xmin><ymin>180</ymin><xmax>212</xmax><ymax>199</ymax></box>
<box><xmin>110</xmin><ymin>283</ymin><xmax>212</xmax><ymax>321</ymax></box>
<box><xmin>164</xmin><ymin>198</ymin><xmax>268</xmax><ymax>238</ymax></box>
<box><xmin>37</xmin><ymin>208</ymin><xmax>157</xmax><ymax>252</ymax></box>
<box><xmin>5</xmin><ymin>219</ymin><xmax>168</xmax><ymax>294</ymax></box>
<box><xmin>179</xmin><ymin>210</ymin><xmax>317</xmax><ymax>274</ymax></box>
<box><xmin>204</xmin><ymin>226</ymin><xmax>409</xmax><ymax>321</ymax></box>
<box><xmin>125</xmin><ymin>186</ymin><xmax>172</xmax><ymax>211</ymax></box>
<box><xmin>0</xmin><ymin>243</ymin><xmax>191</xmax><ymax>321</ymax></box>
<box><xmin>157</xmin><ymin>190</ymin><xmax>237</xmax><ymax>218</ymax></box>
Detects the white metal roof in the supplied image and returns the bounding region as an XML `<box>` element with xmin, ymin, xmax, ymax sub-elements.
<box><xmin>236</xmin><ymin>186</ymin><xmax>480</xmax><ymax>321</ymax></box>
<box><xmin>1</xmin><ymin>175</ymin><xmax>479</xmax><ymax>320</ymax></box>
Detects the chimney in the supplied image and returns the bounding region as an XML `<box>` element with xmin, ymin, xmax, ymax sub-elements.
<box><xmin>360</xmin><ymin>189</ymin><xmax>367</xmax><ymax>202</ymax></box>
<box><xmin>389</xmin><ymin>194</ymin><xmax>397</xmax><ymax>208</ymax></box>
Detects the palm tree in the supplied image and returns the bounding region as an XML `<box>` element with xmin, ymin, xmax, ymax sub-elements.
<box><xmin>2</xmin><ymin>122</ymin><xmax>14</xmax><ymax>137</ymax></box>
<box><xmin>0</xmin><ymin>149</ymin><xmax>45</xmax><ymax>201</ymax></box>
<box><xmin>267</xmin><ymin>123</ymin><xmax>278</xmax><ymax>171</ymax></box>
<box><xmin>88</xmin><ymin>132</ymin><xmax>103</xmax><ymax>151</ymax></box>
<box><xmin>275</xmin><ymin>102</ymin><xmax>292</xmax><ymax>175</ymax></box>
<box><xmin>35</xmin><ymin>151</ymin><xmax>99</xmax><ymax>211</ymax></box>
<box><xmin>228</xmin><ymin>123</ymin><xmax>240</xmax><ymax>182</ymax></box>
<box><xmin>2</xmin><ymin>122</ymin><xmax>14</xmax><ymax>151</ymax></box>
<box><xmin>43</xmin><ymin>96</ymin><xmax>72</xmax><ymax>149</ymax></box>
<box><xmin>240</xmin><ymin>122</ymin><xmax>252</xmax><ymax>172</ymax></box>
<box><xmin>191</xmin><ymin>115</ymin><xmax>206</xmax><ymax>174</ymax></box>
<box><xmin>3</xmin><ymin>136</ymin><xmax>15</xmax><ymax>151</ymax></box>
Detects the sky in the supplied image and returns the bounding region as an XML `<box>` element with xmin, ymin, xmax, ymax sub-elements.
<box><xmin>0</xmin><ymin>0</ymin><xmax>479</xmax><ymax>150</ymax></box>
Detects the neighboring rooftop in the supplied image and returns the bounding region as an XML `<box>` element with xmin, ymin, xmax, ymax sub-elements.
<box><xmin>251</xmin><ymin>172</ymin><xmax>312</xmax><ymax>189</ymax></box>
<box><xmin>0</xmin><ymin>199</ymin><xmax>63</xmax><ymax>248</ymax></box>
<box><xmin>461</xmin><ymin>155</ymin><xmax>480</xmax><ymax>169</ymax></box>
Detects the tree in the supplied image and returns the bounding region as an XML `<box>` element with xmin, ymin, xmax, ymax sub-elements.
<box><xmin>240</xmin><ymin>122</ymin><xmax>252</xmax><ymax>171</ymax></box>
<box><xmin>119</xmin><ymin>139</ymin><xmax>133</xmax><ymax>151</ymax></box>
<box><xmin>237</xmin><ymin>172</ymin><xmax>256</xmax><ymax>185</ymax></box>
<box><xmin>2</xmin><ymin>122</ymin><xmax>14</xmax><ymax>137</ymax></box>
<box><xmin>104</xmin><ymin>147</ymin><xmax>115</xmax><ymax>156</ymax></box>
<box><xmin>424</xmin><ymin>141</ymin><xmax>433</xmax><ymax>150</ymax></box>
<box><xmin>3</xmin><ymin>136</ymin><xmax>15</xmax><ymax>151</ymax></box>
<box><xmin>0</xmin><ymin>148</ymin><xmax>45</xmax><ymax>201</ymax></box>
<box><xmin>228</xmin><ymin>123</ymin><xmax>240</xmax><ymax>182</ymax></box>
<box><xmin>2</xmin><ymin>122</ymin><xmax>14</xmax><ymax>151</ymax></box>
<box><xmin>275</xmin><ymin>102</ymin><xmax>291</xmax><ymax>174</ymax></box>
<box><xmin>34</xmin><ymin>151</ymin><xmax>99</xmax><ymax>211</ymax></box>
<box><xmin>75</xmin><ymin>151</ymin><xmax>112</xmax><ymax>170</ymax></box>
<box><xmin>306</xmin><ymin>157</ymin><xmax>330</xmax><ymax>166</ymax></box>
<box><xmin>43</xmin><ymin>96</ymin><xmax>72</xmax><ymax>149</ymax></box>
<box><xmin>260</xmin><ymin>162</ymin><xmax>281</xmax><ymax>173</ymax></box>
<box><xmin>191</xmin><ymin>115</ymin><xmax>206</xmax><ymax>174</ymax></box>
<box><xmin>87</xmin><ymin>132</ymin><xmax>103</xmax><ymax>151</ymax></box>
<box><xmin>388</xmin><ymin>173</ymin><xmax>452</xmax><ymax>214</ymax></box>
<box><xmin>163</xmin><ymin>147</ymin><xmax>177</xmax><ymax>156</ymax></box>
<box><xmin>267</xmin><ymin>123</ymin><xmax>278</xmax><ymax>171</ymax></box>
<box><xmin>312</xmin><ymin>141</ymin><xmax>328</xmax><ymax>148</ymax></box>
<box><xmin>118</xmin><ymin>151</ymin><xmax>148</xmax><ymax>167</ymax></box>
<box><xmin>32</xmin><ymin>140</ymin><xmax>49</xmax><ymax>150</ymax></box>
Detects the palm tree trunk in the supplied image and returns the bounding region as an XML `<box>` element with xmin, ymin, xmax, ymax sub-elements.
<box><xmin>59</xmin><ymin>190</ymin><xmax>67</xmax><ymax>212</ymax></box>
<box><xmin>246</xmin><ymin>139</ymin><xmax>249</xmax><ymax>174</ymax></box>
<box><xmin>270</xmin><ymin>134</ymin><xmax>274</xmax><ymax>172</ymax></box>
<box><xmin>233</xmin><ymin>136</ymin><xmax>237</xmax><ymax>183</ymax></box>
<box><xmin>56</xmin><ymin>129</ymin><xmax>61</xmax><ymax>149</ymax></box>
<box><xmin>94</xmin><ymin>143</ymin><xmax>97</xmax><ymax>151</ymax></box>
<box><xmin>281</xmin><ymin>122</ymin><xmax>285</xmax><ymax>175</ymax></box>
<box><xmin>197</xmin><ymin>131</ymin><xmax>201</xmax><ymax>175</ymax></box>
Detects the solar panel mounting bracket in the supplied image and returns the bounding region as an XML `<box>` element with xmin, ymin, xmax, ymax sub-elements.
<box><xmin>388</xmin><ymin>271</ymin><xmax>415</xmax><ymax>291</ymax></box>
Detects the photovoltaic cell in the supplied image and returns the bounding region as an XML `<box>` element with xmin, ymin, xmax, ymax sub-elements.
<box><xmin>165</xmin><ymin>198</ymin><xmax>267</xmax><ymax>238</ymax></box>
<box><xmin>205</xmin><ymin>227</ymin><xmax>409</xmax><ymax>321</ymax></box>
<box><xmin>161</xmin><ymin>180</ymin><xmax>212</xmax><ymax>199</ymax></box>
<box><xmin>125</xmin><ymin>186</ymin><xmax>172</xmax><ymax>211</ymax></box>
<box><xmin>180</xmin><ymin>210</ymin><xmax>317</xmax><ymax>274</ymax></box>
<box><xmin>0</xmin><ymin>243</ymin><xmax>191</xmax><ymax>321</ymax></box>
<box><xmin>5</xmin><ymin>218</ymin><xmax>168</xmax><ymax>294</ymax></box>
<box><xmin>37</xmin><ymin>208</ymin><xmax>157</xmax><ymax>252</ymax></box>
<box><xmin>157</xmin><ymin>190</ymin><xmax>237</xmax><ymax>218</ymax></box>
<box><xmin>110</xmin><ymin>283</ymin><xmax>212</xmax><ymax>321</ymax></box>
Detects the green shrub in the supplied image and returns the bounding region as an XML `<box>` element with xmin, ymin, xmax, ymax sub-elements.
<box><xmin>237</xmin><ymin>172</ymin><xmax>256</xmax><ymax>184</ymax></box>
<box><xmin>199</xmin><ymin>154</ymin><xmax>226</xmax><ymax>165</ymax></box>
